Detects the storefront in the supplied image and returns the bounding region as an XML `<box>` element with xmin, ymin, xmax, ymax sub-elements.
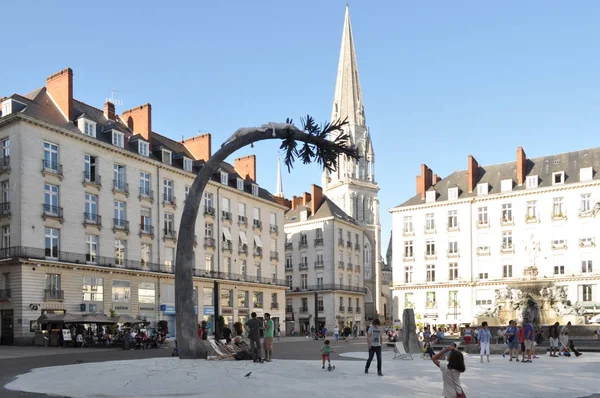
<box><xmin>160</xmin><ymin>304</ymin><xmax>198</xmax><ymax>338</ymax></box>
<box><xmin>203</xmin><ymin>306</ymin><xmax>215</xmax><ymax>334</ymax></box>
<box><xmin>221</xmin><ymin>308</ymin><xmax>233</xmax><ymax>329</ymax></box>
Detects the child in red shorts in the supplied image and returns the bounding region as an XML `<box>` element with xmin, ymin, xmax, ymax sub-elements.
<box><xmin>320</xmin><ymin>339</ymin><xmax>335</xmax><ymax>369</ymax></box>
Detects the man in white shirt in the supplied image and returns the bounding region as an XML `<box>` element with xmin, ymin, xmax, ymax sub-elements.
<box><xmin>333</xmin><ymin>326</ymin><xmax>340</xmax><ymax>343</ymax></box>
<box><xmin>364</xmin><ymin>319</ymin><xmax>383</xmax><ymax>376</ymax></box>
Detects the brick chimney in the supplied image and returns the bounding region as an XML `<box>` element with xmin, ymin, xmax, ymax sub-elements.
<box><xmin>302</xmin><ymin>192</ymin><xmax>312</xmax><ymax>207</ymax></box>
<box><xmin>104</xmin><ymin>101</ymin><xmax>116</xmax><ymax>121</ymax></box>
<box><xmin>291</xmin><ymin>195</ymin><xmax>301</xmax><ymax>209</ymax></box>
<box><xmin>234</xmin><ymin>155</ymin><xmax>256</xmax><ymax>181</ymax></box>
<box><xmin>121</xmin><ymin>104</ymin><xmax>152</xmax><ymax>141</ymax></box>
<box><xmin>433</xmin><ymin>174</ymin><xmax>442</xmax><ymax>185</ymax></box>
<box><xmin>467</xmin><ymin>155</ymin><xmax>479</xmax><ymax>193</ymax></box>
<box><xmin>46</xmin><ymin>68</ymin><xmax>73</xmax><ymax>121</ymax></box>
<box><xmin>183</xmin><ymin>133</ymin><xmax>211</xmax><ymax>162</ymax></box>
<box><xmin>416</xmin><ymin>164</ymin><xmax>433</xmax><ymax>199</ymax></box>
<box><xmin>516</xmin><ymin>146</ymin><xmax>527</xmax><ymax>186</ymax></box>
<box><xmin>310</xmin><ymin>185</ymin><xmax>322</xmax><ymax>216</ymax></box>
<box><xmin>273</xmin><ymin>196</ymin><xmax>291</xmax><ymax>209</ymax></box>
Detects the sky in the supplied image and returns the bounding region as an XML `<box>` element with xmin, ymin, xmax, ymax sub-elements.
<box><xmin>2</xmin><ymin>1</ymin><xmax>600</xmax><ymax>254</ymax></box>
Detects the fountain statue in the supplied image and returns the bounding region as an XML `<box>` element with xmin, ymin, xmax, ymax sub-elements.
<box><xmin>401</xmin><ymin>309</ymin><xmax>422</xmax><ymax>355</ymax></box>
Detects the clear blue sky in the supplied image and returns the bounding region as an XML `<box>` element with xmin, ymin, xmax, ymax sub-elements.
<box><xmin>3</xmin><ymin>1</ymin><xmax>600</xmax><ymax>254</ymax></box>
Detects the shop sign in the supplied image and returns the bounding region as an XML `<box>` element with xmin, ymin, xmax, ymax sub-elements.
<box><xmin>222</xmin><ymin>308</ymin><xmax>233</xmax><ymax>315</ymax></box>
<box><xmin>113</xmin><ymin>305</ymin><xmax>129</xmax><ymax>311</ymax></box>
<box><xmin>160</xmin><ymin>304</ymin><xmax>198</xmax><ymax>315</ymax></box>
<box><xmin>238</xmin><ymin>309</ymin><xmax>249</xmax><ymax>315</ymax></box>
<box><xmin>139</xmin><ymin>307</ymin><xmax>155</xmax><ymax>312</ymax></box>
<box><xmin>203</xmin><ymin>307</ymin><xmax>215</xmax><ymax>316</ymax></box>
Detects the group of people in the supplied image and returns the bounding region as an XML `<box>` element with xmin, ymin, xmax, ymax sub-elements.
<box><xmin>244</xmin><ymin>312</ymin><xmax>275</xmax><ymax>362</ymax></box>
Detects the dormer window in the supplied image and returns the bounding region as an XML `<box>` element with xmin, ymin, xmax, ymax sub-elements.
<box><xmin>425</xmin><ymin>190</ymin><xmax>436</xmax><ymax>203</ymax></box>
<box><xmin>1</xmin><ymin>99</ymin><xmax>13</xmax><ymax>116</ymax></box>
<box><xmin>78</xmin><ymin>118</ymin><xmax>97</xmax><ymax>138</ymax></box>
<box><xmin>552</xmin><ymin>171</ymin><xmax>565</xmax><ymax>185</ymax></box>
<box><xmin>448</xmin><ymin>187</ymin><xmax>458</xmax><ymax>201</ymax></box>
<box><xmin>526</xmin><ymin>175</ymin><xmax>538</xmax><ymax>189</ymax></box>
<box><xmin>138</xmin><ymin>141</ymin><xmax>149</xmax><ymax>157</ymax></box>
<box><xmin>252</xmin><ymin>184</ymin><xmax>259</xmax><ymax>196</ymax></box>
<box><xmin>183</xmin><ymin>157</ymin><xmax>193</xmax><ymax>172</ymax></box>
<box><xmin>112</xmin><ymin>131</ymin><xmax>123</xmax><ymax>147</ymax></box>
<box><xmin>580</xmin><ymin>167</ymin><xmax>593</xmax><ymax>182</ymax></box>
<box><xmin>237</xmin><ymin>178</ymin><xmax>244</xmax><ymax>190</ymax></box>
<box><xmin>501</xmin><ymin>179</ymin><xmax>513</xmax><ymax>193</ymax></box>
<box><xmin>477</xmin><ymin>183</ymin><xmax>489</xmax><ymax>195</ymax></box>
<box><xmin>220</xmin><ymin>172</ymin><xmax>228</xmax><ymax>185</ymax></box>
<box><xmin>162</xmin><ymin>150</ymin><xmax>172</xmax><ymax>165</ymax></box>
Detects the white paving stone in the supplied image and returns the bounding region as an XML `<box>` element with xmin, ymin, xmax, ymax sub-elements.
<box><xmin>5</xmin><ymin>352</ymin><xmax>600</xmax><ymax>397</ymax></box>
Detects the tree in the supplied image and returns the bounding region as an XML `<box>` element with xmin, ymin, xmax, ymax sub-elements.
<box><xmin>175</xmin><ymin>116</ymin><xmax>357</xmax><ymax>359</ymax></box>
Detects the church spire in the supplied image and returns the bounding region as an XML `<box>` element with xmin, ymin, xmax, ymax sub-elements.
<box><xmin>331</xmin><ymin>4</ymin><xmax>365</xmax><ymax>127</ymax></box>
<box><xmin>274</xmin><ymin>157</ymin><xmax>284</xmax><ymax>198</ymax></box>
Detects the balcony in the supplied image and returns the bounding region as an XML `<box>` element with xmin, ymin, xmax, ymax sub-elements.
<box><xmin>338</xmin><ymin>306</ymin><xmax>345</xmax><ymax>312</ymax></box>
<box><xmin>346</xmin><ymin>241</ymin><xmax>352</xmax><ymax>249</ymax></box>
<box><xmin>402</xmin><ymin>228</ymin><xmax>414</xmax><ymax>237</ymax></box>
<box><xmin>286</xmin><ymin>305</ymin><xmax>293</xmax><ymax>313</ymax></box>
<box><xmin>163</xmin><ymin>194</ymin><xmax>176</xmax><ymax>208</ymax></box>
<box><xmin>238</xmin><ymin>244</ymin><xmax>248</xmax><ymax>255</ymax></box>
<box><xmin>42</xmin><ymin>204</ymin><xmax>64</xmax><ymax>222</ymax></box>
<box><xmin>354</xmin><ymin>243</ymin><xmax>360</xmax><ymax>251</ymax></box>
<box><xmin>477</xmin><ymin>246</ymin><xmax>490</xmax><ymax>256</ymax></box>
<box><xmin>298</xmin><ymin>263</ymin><xmax>308</xmax><ymax>271</ymax></box>
<box><xmin>525</xmin><ymin>215</ymin><xmax>539</xmax><ymax>224</ymax></box>
<box><xmin>139</xmin><ymin>224</ymin><xmax>154</xmax><ymax>238</ymax></box>
<box><xmin>299</xmin><ymin>307</ymin><xmax>308</xmax><ymax>313</ymax></box>
<box><xmin>424</xmin><ymin>226</ymin><xmax>436</xmax><ymax>234</ymax></box>
<box><xmin>477</xmin><ymin>220</ymin><xmax>489</xmax><ymax>229</ymax></box>
<box><xmin>204</xmin><ymin>206</ymin><xmax>215</xmax><ymax>217</ymax></box>
<box><xmin>138</xmin><ymin>187</ymin><xmax>154</xmax><ymax>202</ymax></box>
<box><xmin>403</xmin><ymin>253</ymin><xmax>415</xmax><ymax>262</ymax></box>
<box><xmin>424</xmin><ymin>252</ymin><xmax>437</xmax><ymax>260</ymax></box>
<box><xmin>579</xmin><ymin>239</ymin><xmax>595</xmax><ymax>248</ymax></box>
<box><xmin>253</xmin><ymin>247</ymin><xmax>263</xmax><ymax>257</ymax></box>
<box><xmin>448</xmin><ymin>301</ymin><xmax>460</xmax><ymax>309</ymax></box>
<box><xmin>83</xmin><ymin>171</ymin><xmax>101</xmax><ymax>187</ymax></box>
<box><xmin>270</xmin><ymin>251</ymin><xmax>278</xmax><ymax>260</ymax></box>
<box><xmin>0</xmin><ymin>156</ymin><xmax>9</xmax><ymax>173</ymax></box>
<box><xmin>355</xmin><ymin>264</ymin><xmax>361</xmax><ymax>273</ymax></box>
<box><xmin>447</xmin><ymin>249</ymin><xmax>460</xmax><ymax>258</ymax></box>
<box><xmin>338</xmin><ymin>261</ymin><xmax>345</xmax><ymax>269</ymax></box>
<box><xmin>285</xmin><ymin>266</ymin><xmax>293</xmax><ymax>273</ymax></box>
<box><xmin>0</xmin><ymin>289</ymin><xmax>10</xmax><ymax>300</ymax></box>
<box><xmin>347</xmin><ymin>306</ymin><xmax>353</xmax><ymax>313</ymax></box>
<box><xmin>285</xmin><ymin>242</ymin><xmax>293</xmax><ymax>251</ymax></box>
<box><xmin>222</xmin><ymin>240</ymin><xmax>232</xmax><ymax>251</ymax></box>
<box><xmin>552</xmin><ymin>212</ymin><xmax>567</xmax><ymax>221</ymax></box>
<box><xmin>337</xmin><ymin>239</ymin><xmax>344</xmax><ymax>247</ymax></box>
<box><xmin>447</xmin><ymin>223</ymin><xmax>459</xmax><ymax>233</ymax></box>
<box><xmin>253</xmin><ymin>219</ymin><xmax>262</xmax><ymax>230</ymax></box>
<box><xmin>347</xmin><ymin>262</ymin><xmax>353</xmax><ymax>270</ymax></box>
<box><xmin>314</xmin><ymin>261</ymin><xmax>324</xmax><ymax>269</ymax></box>
<box><xmin>551</xmin><ymin>241</ymin><xmax>567</xmax><ymax>250</ymax></box>
<box><xmin>221</xmin><ymin>211</ymin><xmax>232</xmax><ymax>222</ymax></box>
<box><xmin>314</xmin><ymin>238</ymin><xmax>324</xmax><ymax>247</ymax></box>
<box><xmin>269</xmin><ymin>225</ymin><xmax>278</xmax><ymax>234</ymax></box>
<box><xmin>500</xmin><ymin>216</ymin><xmax>514</xmax><ymax>226</ymax></box>
<box><xmin>83</xmin><ymin>213</ymin><xmax>101</xmax><ymax>227</ymax></box>
<box><xmin>500</xmin><ymin>244</ymin><xmax>514</xmax><ymax>254</ymax></box>
<box><xmin>44</xmin><ymin>289</ymin><xmax>64</xmax><ymax>301</ymax></box>
<box><xmin>425</xmin><ymin>302</ymin><xmax>437</xmax><ymax>309</ymax></box>
<box><xmin>113</xmin><ymin>218</ymin><xmax>129</xmax><ymax>233</ymax></box>
<box><xmin>112</xmin><ymin>180</ymin><xmax>129</xmax><ymax>196</ymax></box>
<box><xmin>299</xmin><ymin>240</ymin><xmax>308</xmax><ymax>250</ymax></box>
<box><xmin>0</xmin><ymin>202</ymin><xmax>10</xmax><ymax>218</ymax></box>
<box><xmin>270</xmin><ymin>302</ymin><xmax>279</xmax><ymax>310</ymax></box>
<box><xmin>41</xmin><ymin>160</ymin><xmax>63</xmax><ymax>179</ymax></box>
<box><xmin>238</xmin><ymin>215</ymin><xmax>248</xmax><ymax>226</ymax></box>
<box><xmin>204</xmin><ymin>237</ymin><xmax>216</xmax><ymax>248</ymax></box>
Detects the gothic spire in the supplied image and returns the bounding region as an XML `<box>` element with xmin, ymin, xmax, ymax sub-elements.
<box><xmin>331</xmin><ymin>5</ymin><xmax>365</xmax><ymax>127</ymax></box>
<box><xmin>274</xmin><ymin>157</ymin><xmax>284</xmax><ymax>198</ymax></box>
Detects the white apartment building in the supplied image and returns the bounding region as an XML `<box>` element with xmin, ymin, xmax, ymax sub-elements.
<box><xmin>283</xmin><ymin>185</ymin><xmax>366</xmax><ymax>335</ymax></box>
<box><xmin>0</xmin><ymin>68</ymin><xmax>287</xmax><ymax>345</ymax></box>
<box><xmin>391</xmin><ymin>147</ymin><xmax>600</xmax><ymax>326</ymax></box>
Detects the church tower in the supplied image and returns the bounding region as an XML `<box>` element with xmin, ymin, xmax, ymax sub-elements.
<box><xmin>323</xmin><ymin>5</ymin><xmax>383</xmax><ymax>320</ymax></box>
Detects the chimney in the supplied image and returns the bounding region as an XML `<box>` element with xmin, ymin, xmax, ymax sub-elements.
<box><xmin>302</xmin><ymin>192</ymin><xmax>312</xmax><ymax>207</ymax></box>
<box><xmin>104</xmin><ymin>101</ymin><xmax>116</xmax><ymax>121</ymax></box>
<box><xmin>516</xmin><ymin>146</ymin><xmax>527</xmax><ymax>186</ymax></box>
<box><xmin>433</xmin><ymin>173</ymin><xmax>442</xmax><ymax>185</ymax></box>
<box><xmin>310</xmin><ymin>185</ymin><xmax>323</xmax><ymax>216</ymax></box>
<box><xmin>234</xmin><ymin>155</ymin><xmax>256</xmax><ymax>181</ymax></box>
<box><xmin>46</xmin><ymin>68</ymin><xmax>73</xmax><ymax>121</ymax></box>
<box><xmin>183</xmin><ymin>133</ymin><xmax>212</xmax><ymax>162</ymax></box>
<box><xmin>416</xmin><ymin>164</ymin><xmax>433</xmax><ymax>199</ymax></box>
<box><xmin>291</xmin><ymin>195</ymin><xmax>301</xmax><ymax>209</ymax></box>
<box><xmin>467</xmin><ymin>155</ymin><xmax>479</xmax><ymax>193</ymax></box>
<box><xmin>273</xmin><ymin>196</ymin><xmax>291</xmax><ymax>209</ymax></box>
<box><xmin>121</xmin><ymin>104</ymin><xmax>152</xmax><ymax>141</ymax></box>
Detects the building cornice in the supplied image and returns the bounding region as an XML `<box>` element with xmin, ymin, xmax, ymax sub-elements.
<box><xmin>284</xmin><ymin>215</ymin><xmax>364</xmax><ymax>231</ymax></box>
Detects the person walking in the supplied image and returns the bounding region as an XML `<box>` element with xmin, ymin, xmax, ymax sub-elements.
<box><xmin>263</xmin><ymin>313</ymin><xmax>274</xmax><ymax>362</ymax></box>
<box><xmin>523</xmin><ymin>318</ymin><xmax>535</xmax><ymax>363</ymax></box>
<box><xmin>353</xmin><ymin>325</ymin><xmax>358</xmax><ymax>339</ymax></box>
<box><xmin>548</xmin><ymin>322</ymin><xmax>560</xmax><ymax>357</ymax></box>
<box><xmin>333</xmin><ymin>326</ymin><xmax>340</xmax><ymax>343</ymax></box>
<box><xmin>478</xmin><ymin>321</ymin><xmax>492</xmax><ymax>363</ymax></box>
<box><xmin>432</xmin><ymin>345</ymin><xmax>466</xmax><ymax>398</ymax></box>
<box><xmin>245</xmin><ymin>312</ymin><xmax>262</xmax><ymax>362</ymax></box>
<box><xmin>364</xmin><ymin>318</ymin><xmax>383</xmax><ymax>376</ymax></box>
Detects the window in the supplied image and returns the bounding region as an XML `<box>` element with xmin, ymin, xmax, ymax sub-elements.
<box><xmin>478</xmin><ymin>273</ymin><xmax>489</xmax><ymax>280</ymax></box>
<box><xmin>449</xmin><ymin>291</ymin><xmax>458</xmax><ymax>307</ymax></box>
<box><xmin>82</xmin><ymin>277</ymin><xmax>103</xmax><ymax>302</ymax></box>
<box><xmin>526</xmin><ymin>201</ymin><xmax>537</xmax><ymax>219</ymax></box>
<box><xmin>164</xmin><ymin>247</ymin><xmax>175</xmax><ymax>267</ymax></box>
<box><xmin>447</xmin><ymin>210</ymin><xmax>458</xmax><ymax>229</ymax></box>
<box><xmin>477</xmin><ymin>207</ymin><xmax>488</xmax><ymax>225</ymax></box>
<box><xmin>140</xmin><ymin>243</ymin><xmax>151</xmax><ymax>266</ymax></box>
<box><xmin>222</xmin><ymin>197</ymin><xmax>230</xmax><ymax>218</ymax></box>
<box><xmin>252</xmin><ymin>184</ymin><xmax>259</xmax><ymax>196</ymax></box>
<box><xmin>221</xmin><ymin>289</ymin><xmax>234</xmax><ymax>307</ymax></box>
<box><xmin>580</xmin><ymin>167</ymin><xmax>593</xmax><ymax>182</ymax></box>
<box><xmin>43</xmin><ymin>142</ymin><xmax>59</xmax><ymax>171</ymax></box>
<box><xmin>112</xmin><ymin>131</ymin><xmax>123</xmax><ymax>147</ymax></box>
<box><xmin>502</xmin><ymin>232</ymin><xmax>513</xmax><ymax>249</ymax></box>
<box><xmin>140</xmin><ymin>172</ymin><xmax>151</xmax><ymax>197</ymax></box>
<box><xmin>552</xmin><ymin>171</ymin><xmax>565</xmax><ymax>185</ymax></box>
<box><xmin>581</xmin><ymin>285</ymin><xmax>593</xmax><ymax>302</ymax></box>
<box><xmin>253</xmin><ymin>292</ymin><xmax>263</xmax><ymax>308</ymax></box>
<box><xmin>553</xmin><ymin>198</ymin><xmax>564</xmax><ymax>217</ymax></box>
<box><xmin>164</xmin><ymin>213</ymin><xmax>175</xmax><ymax>233</ymax></box>
<box><xmin>582</xmin><ymin>259</ymin><xmax>593</xmax><ymax>274</ymax></box>
<box><xmin>237</xmin><ymin>290</ymin><xmax>248</xmax><ymax>308</ymax></box>
<box><xmin>448</xmin><ymin>241</ymin><xmax>458</xmax><ymax>255</ymax></box>
<box><xmin>405</xmin><ymin>293</ymin><xmax>414</xmax><ymax>308</ymax></box>
<box><xmin>138</xmin><ymin>282</ymin><xmax>156</xmax><ymax>304</ymax></box>
<box><xmin>255</xmin><ymin>263</ymin><xmax>261</xmax><ymax>278</ymax></box>
<box><xmin>1</xmin><ymin>138</ymin><xmax>8</xmax><ymax>158</ymax></box>
<box><xmin>183</xmin><ymin>157</ymin><xmax>193</xmax><ymax>172</ymax></box>
<box><xmin>140</xmin><ymin>208</ymin><xmax>152</xmax><ymax>233</ymax></box>
<box><xmin>220</xmin><ymin>171</ymin><xmax>228</xmax><ymax>185</ymax></box>
<box><xmin>240</xmin><ymin>261</ymin><xmax>246</xmax><ymax>277</ymax></box>
<box><xmin>162</xmin><ymin>150</ymin><xmax>172</xmax><ymax>165</ymax></box>
<box><xmin>426</xmin><ymin>291</ymin><xmax>436</xmax><ymax>307</ymax></box>
<box><xmin>286</xmin><ymin>275</ymin><xmax>292</xmax><ymax>288</ymax></box>
<box><xmin>46</xmin><ymin>273</ymin><xmax>61</xmax><ymax>293</ymax></box>
<box><xmin>317</xmin><ymin>277</ymin><xmax>324</xmax><ymax>288</ymax></box>
<box><xmin>185</xmin><ymin>186</ymin><xmax>190</xmax><ymax>201</ymax></box>
<box><xmin>448</xmin><ymin>187</ymin><xmax>458</xmax><ymax>200</ymax></box>
<box><xmin>426</xmin><ymin>240</ymin><xmax>435</xmax><ymax>256</ymax></box>
<box><xmin>552</xmin><ymin>239</ymin><xmax>566</xmax><ymax>249</ymax></box>
<box><xmin>318</xmin><ymin>297</ymin><xmax>324</xmax><ymax>311</ymax></box>
<box><xmin>0</xmin><ymin>180</ymin><xmax>8</xmax><ymax>203</ymax></box>
<box><xmin>224</xmin><ymin>257</ymin><xmax>232</xmax><ymax>275</ymax></box>
<box><xmin>163</xmin><ymin>179</ymin><xmax>174</xmax><ymax>202</ymax></box>
<box><xmin>301</xmin><ymin>274</ymin><xmax>308</xmax><ymax>289</ymax></box>
<box><xmin>114</xmin><ymin>239</ymin><xmax>125</xmax><ymax>266</ymax></box>
<box><xmin>112</xmin><ymin>280</ymin><xmax>131</xmax><ymax>302</ymax></box>
<box><xmin>238</xmin><ymin>203</ymin><xmax>246</xmax><ymax>223</ymax></box>
<box><xmin>1</xmin><ymin>226</ymin><xmax>10</xmax><ymax>248</ymax></box>
<box><xmin>204</xmin><ymin>192</ymin><xmax>213</xmax><ymax>211</ymax></box>
<box><xmin>580</xmin><ymin>237</ymin><xmax>594</xmax><ymax>247</ymax></box>
<box><xmin>84</xmin><ymin>193</ymin><xmax>98</xmax><ymax>222</ymax></box>
<box><xmin>237</xmin><ymin>178</ymin><xmax>244</xmax><ymax>190</ymax></box>
<box><xmin>500</xmin><ymin>179</ymin><xmax>513</xmax><ymax>192</ymax></box>
<box><xmin>285</xmin><ymin>255</ymin><xmax>292</xmax><ymax>270</ymax></box>
<box><xmin>426</xmin><ymin>264</ymin><xmax>435</xmax><ymax>282</ymax></box>
<box><xmin>581</xmin><ymin>194</ymin><xmax>592</xmax><ymax>213</ymax></box>
<box><xmin>203</xmin><ymin>287</ymin><xmax>214</xmax><ymax>306</ymax></box>
<box><xmin>425</xmin><ymin>213</ymin><xmax>435</xmax><ymax>231</ymax></box>
<box><xmin>205</xmin><ymin>223</ymin><xmax>213</xmax><ymax>238</ymax></box>
<box><xmin>138</xmin><ymin>141</ymin><xmax>149</xmax><ymax>157</ymax></box>
<box><xmin>554</xmin><ymin>265</ymin><xmax>564</xmax><ymax>275</ymax></box>
<box><xmin>83</xmin><ymin>120</ymin><xmax>96</xmax><ymax>138</ymax></box>
<box><xmin>404</xmin><ymin>266</ymin><xmax>413</xmax><ymax>283</ymax></box>
<box><xmin>253</xmin><ymin>208</ymin><xmax>261</xmax><ymax>228</ymax></box>
<box><xmin>503</xmin><ymin>263</ymin><xmax>513</xmax><ymax>278</ymax></box>
<box><xmin>205</xmin><ymin>255</ymin><xmax>214</xmax><ymax>271</ymax></box>
<box><xmin>114</xmin><ymin>201</ymin><xmax>126</xmax><ymax>226</ymax></box>
<box><xmin>113</xmin><ymin>164</ymin><xmax>126</xmax><ymax>190</ymax></box>
<box><xmin>526</xmin><ymin>175</ymin><xmax>538</xmax><ymax>189</ymax></box>
<box><xmin>84</xmin><ymin>155</ymin><xmax>97</xmax><ymax>183</ymax></box>
<box><xmin>302</xmin><ymin>298</ymin><xmax>308</xmax><ymax>310</ymax></box>
<box><xmin>448</xmin><ymin>263</ymin><xmax>458</xmax><ymax>281</ymax></box>
<box><xmin>501</xmin><ymin>203</ymin><xmax>512</xmax><ymax>222</ymax></box>
<box><xmin>425</xmin><ymin>190</ymin><xmax>436</xmax><ymax>203</ymax></box>
<box><xmin>44</xmin><ymin>184</ymin><xmax>59</xmax><ymax>214</ymax></box>
<box><xmin>85</xmin><ymin>234</ymin><xmax>98</xmax><ymax>264</ymax></box>
<box><xmin>477</xmin><ymin>183</ymin><xmax>489</xmax><ymax>195</ymax></box>
<box><xmin>44</xmin><ymin>228</ymin><xmax>59</xmax><ymax>259</ymax></box>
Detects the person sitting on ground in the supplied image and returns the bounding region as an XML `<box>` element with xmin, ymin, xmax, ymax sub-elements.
<box><xmin>423</xmin><ymin>341</ymin><xmax>435</xmax><ymax>359</ymax></box>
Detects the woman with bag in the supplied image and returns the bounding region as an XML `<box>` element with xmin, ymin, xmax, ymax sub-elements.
<box><xmin>432</xmin><ymin>345</ymin><xmax>466</xmax><ymax>397</ymax></box>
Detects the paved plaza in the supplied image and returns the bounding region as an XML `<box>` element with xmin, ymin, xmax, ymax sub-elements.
<box><xmin>1</xmin><ymin>338</ymin><xmax>600</xmax><ymax>397</ymax></box>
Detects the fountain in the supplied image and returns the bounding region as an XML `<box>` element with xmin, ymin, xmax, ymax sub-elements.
<box><xmin>401</xmin><ymin>309</ymin><xmax>422</xmax><ymax>355</ymax></box>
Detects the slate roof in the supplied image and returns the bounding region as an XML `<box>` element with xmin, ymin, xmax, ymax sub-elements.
<box><xmin>285</xmin><ymin>195</ymin><xmax>360</xmax><ymax>227</ymax></box>
<box><xmin>396</xmin><ymin>148</ymin><xmax>600</xmax><ymax>208</ymax></box>
<box><xmin>0</xmin><ymin>87</ymin><xmax>279</xmax><ymax>205</ymax></box>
